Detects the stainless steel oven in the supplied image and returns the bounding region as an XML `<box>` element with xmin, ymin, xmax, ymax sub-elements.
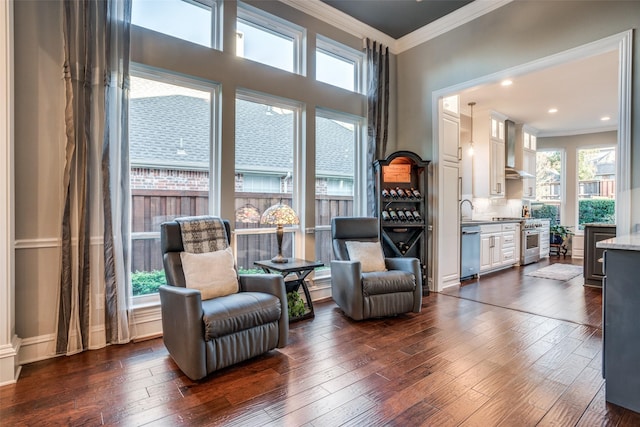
<box><xmin>521</xmin><ymin>225</ymin><xmax>541</xmax><ymax>265</ymax></box>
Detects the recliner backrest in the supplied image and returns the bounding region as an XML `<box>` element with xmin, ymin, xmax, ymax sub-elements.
<box><xmin>160</xmin><ymin>219</ymin><xmax>232</xmax><ymax>287</ymax></box>
<box><xmin>331</xmin><ymin>217</ymin><xmax>380</xmax><ymax>261</ymax></box>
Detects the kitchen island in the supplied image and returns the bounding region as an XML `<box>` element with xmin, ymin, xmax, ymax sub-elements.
<box><xmin>597</xmin><ymin>234</ymin><xmax>640</xmax><ymax>413</ymax></box>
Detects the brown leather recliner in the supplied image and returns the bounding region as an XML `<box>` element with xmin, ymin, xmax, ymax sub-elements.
<box><xmin>331</xmin><ymin>217</ymin><xmax>422</xmax><ymax>320</ymax></box>
<box><xmin>159</xmin><ymin>218</ymin><xmax>288</xmax><ymax>381</ymax></box>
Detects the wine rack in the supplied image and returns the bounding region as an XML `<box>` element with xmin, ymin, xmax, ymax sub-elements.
<box><xmin>374</xmin><ymin>151</ymin><xmax>430</xmax><ymax>293</ymax></box>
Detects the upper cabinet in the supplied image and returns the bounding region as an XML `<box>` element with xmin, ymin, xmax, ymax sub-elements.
<box><xmin>522</xmin><ymin>127</ymin><xmax>537</xmax><ymax>200</ymax></box>
<box><xmin>507</xmin><ymin>124</ymin><xmax>538</xmax><ymax>200</ymax></box>
<box><xmin>473</xmin><ymin>110</ymin><xmax>506</xmax><ymax>198</ymax></box>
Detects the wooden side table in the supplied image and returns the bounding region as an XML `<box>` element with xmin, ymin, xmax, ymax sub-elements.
<box><xmin>254</xmin><ymin>259</ymin><xmax>324</xmax><ymax>322</ymax></box>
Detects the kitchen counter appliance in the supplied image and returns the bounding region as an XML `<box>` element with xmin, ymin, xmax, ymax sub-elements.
<box><xmin>461</xmin><ymin>225</ymin><xmax>481</xmax><ymax>280</ymax></box>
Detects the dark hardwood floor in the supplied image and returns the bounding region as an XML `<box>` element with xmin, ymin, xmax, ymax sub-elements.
<box><xmin>2</xmin><ymin>259</ymin><xmax>639</xmax><ymax>426</ymax></box>
<box><xmin>442</xmin><ymin>257</ymin><xmax>603</xmax><ymax>328</ymax></box>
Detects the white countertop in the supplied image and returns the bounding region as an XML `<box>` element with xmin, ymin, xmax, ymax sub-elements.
<box><xmin>597</xmin><ymin>234</ymin><xmax>640</xmax><ymax>251</ymax></box>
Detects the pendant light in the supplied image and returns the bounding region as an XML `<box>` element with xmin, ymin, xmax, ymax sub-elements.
<box><xmin>468</xmin><ymin>102</ymin><xmax>476</xmax><ymax>156</ymax></box>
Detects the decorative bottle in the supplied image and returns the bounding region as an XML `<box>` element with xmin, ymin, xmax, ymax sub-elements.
<box><xmin>388</xmin><ymin>208</ymin><xmax>399</xmax><ymax>221</ymax></box>
<box><xmin>381</xmin><ymin>188</ymin><xmax>391</xmax><ymax>199</ymax></box>
<box><xmin>381</xmin><ymin>210</ymin><xmax>391</xmax><ymax>221</ymax></box>
<box><xmin>411</xmin><ymin>208</ymin><xmax>422</xmax><ymax>222</ymax></box>
<box><xmin>395</xmin><ymin>187</ymin><xmax>406</xmax><ymax>198</ymax></box>
<box><xmin>411</xmin><ymin>187</ymin><xmax>422</xmax><ymax>199</ymax></box>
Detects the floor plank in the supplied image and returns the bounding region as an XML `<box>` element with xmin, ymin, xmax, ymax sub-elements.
<box><xmin>2</xmin><ymin>258</ymin><xmax>639</xmax><ymax>426</ymax></box>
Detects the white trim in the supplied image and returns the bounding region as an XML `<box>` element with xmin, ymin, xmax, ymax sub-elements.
<box><xmin>538</xmin><ymin>125</ymin><xmax>618</xmax><ymax>138</ymax></box>
<box><xmin>18</xmin><ymin>333</ymin><xmax>56</xmax><ymax>365</ymax></box>
<box><xmin>616</xmin><ymin>31</ymin><xmax>632</xmax><ymax>235</ymax></box>
<box><xmin>14</xmin><ymin>236</ymin><xmax>105</xmax><ymax>249</ymax></box>
<box><xmin>396</xmin><ymin>0</ymin><xmax>513</xmax><ymax>53</ymax></box>
<box><xmin>281</xmin><ymin>0</ymin><xmax>512</xmax><ymax>54</ymax></box>
<box><xmin>0</xmin><ymin>0</ymin><xmax>19</xmax><ymax>386</ymax></box>
<box><xmin>279</xmin><ymin>0</ymin><xmax>396</xmax><ymax>52</ymax></box>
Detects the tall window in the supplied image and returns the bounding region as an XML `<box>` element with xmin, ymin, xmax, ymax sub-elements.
<box><xmin>236</xmin><ymin>2</ymin><xmax>304</xmax><ymax>74</ymax></box>
<box><xmin>132</xmin><ymin>0</ymin><xmax>220</xmax><ymax>49</ymax></box>
<box><xmin>234</xmin><ymin>94</ymin><xmax>300</xmax><ymax>272</ymax></box>
<box><xmin>315</xmin><ymin>111</ymin><xmax>361</xmax><ymax>270</ymax></box>
<box><xmin>129</xmin><ymin>69</ymin><xmax>218</xmax><ymax>296</ymax></box>
<box><xmin>316</xmin><ymin>36</ymin><xmax>364</xmax><ymax>92</ymax></box>
<box><xmin>577</xmin><ymin>147</ymin><xmax>616</xmax><ymax>228</ymax></box>
<box><xmin>532</xmin><ymin>150</ymin><xmax>563</xmax><ymax>224</ymax></box>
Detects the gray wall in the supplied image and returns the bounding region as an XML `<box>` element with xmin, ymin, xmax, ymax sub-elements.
<box><xmin>395</xmin><ymin>1</ymin><xmax>639</xmax><ymax>219</ymax></box>
<box><xmin>10</xmin><ymin>0</ymin><xmax>394</xmax><ymax>356</ymax></box>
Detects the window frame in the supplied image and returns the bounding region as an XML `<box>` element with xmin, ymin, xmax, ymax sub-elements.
<box><xmin>236</xmin><ymin>2</ymin><xmax>305</xmax><ymax>75</ymax></box>
<box><xmin>233</xmin><ymin>90</ymin><xmax>305</xmax><ymax>261</ymax></box>
<box><xmin>575</xmin><ymin>144</ymin><xmax>616</xmax><ymax>229</ymax></box>
<box><xmin>131</xmin><ymin>0</ymin><xmax>223</xmax><ymax>50</ymax></box>
<box><xmin>129</xmin><ymin>64</ymin><xmax>221</xmax><ymax>301</ymax></box>
<box><xmin>314</xmin><ymin>108</ymin><xmax>366</xmax><ymax>277</ymax></box>
<box><xmin>316</xmin><ymin>35</ymin><xmax>365</xmax><ymax>93</ymax></box>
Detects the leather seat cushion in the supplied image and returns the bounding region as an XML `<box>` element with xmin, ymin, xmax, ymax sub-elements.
<box><xmin>361</xmin><ymin>271</ymin><xmax>416</xmax><ymax>296</ymax></box>
<box><xmin>202</xmin><ymin>292</ymin><xmax>281</xmax><ymax>341</ymax></box>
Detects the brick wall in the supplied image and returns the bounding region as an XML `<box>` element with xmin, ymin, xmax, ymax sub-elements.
<box><xmin>130</xmin><ymin>168</ymin><xmax>209</xmax><ymax>191</ymax></box>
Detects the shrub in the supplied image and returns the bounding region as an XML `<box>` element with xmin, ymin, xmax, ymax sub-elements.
<box><xmin>287</xmin><ymin>291</ymin><xmax>306</xmax><ymax>318</ymax></box>
<box><xmin>131</xmin><ymin>270</ymin><xmax>167</xmax><ymax>296</ymax></box>
<box><xmin>531</xmin><ymin>203</ymin><xmax>559</xmax><ymax>224</ymax></box>
<box><xmin>579</xmin><ymin>199</ymin><xmax>615</xmax><ymax>226</ymax></box>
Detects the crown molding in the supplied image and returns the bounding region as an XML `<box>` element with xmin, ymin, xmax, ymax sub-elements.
<box><xmin>396</xmin><ymin>0</ymin><xmax>514</xmax><ymax>53</ymax></box>
<box><xmin>537</xmin><ymin>125</ymin><xmax>618</xmax><ymax>138</ymax></box>
<box><xmin>280</xmin><ymin>0</ymin><xmax>512</xmax><ymax>54</ymax></box>
<box><xmin>279</xmin><ymin>0</ymin><xmax>396</xmax><ymax>51</ymax></box>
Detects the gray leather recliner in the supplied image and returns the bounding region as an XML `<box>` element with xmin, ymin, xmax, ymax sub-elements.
<box><xmin>159</xmin><ymin>218</ymin><xmax>288</xmax><ymax>381</ymax></box>
<box><xmin>331</xmin><ymin>217</ymin><xmax>422</xmax><ymax>320</ymax></box>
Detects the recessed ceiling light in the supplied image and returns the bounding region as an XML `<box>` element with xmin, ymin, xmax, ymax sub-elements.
<box><xmin>501</xmin><ymin>80</ymin><xmax>513</xmax><ymax>87</ymax></box>
<box><xmin>548</xmin><ymin>108</ymin><xmax>558</xmax><ymax>114</ymax></box>
<box><xmin>601</xmin><ymin>116</ymin><xmax>611</xmax><ymax>121</ymax></box>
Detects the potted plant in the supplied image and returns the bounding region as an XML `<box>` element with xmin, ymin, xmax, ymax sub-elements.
<box><xmin>550</xmin><ymin>224</ymin><xmax>574</xmax><ymax>245</ymax></box>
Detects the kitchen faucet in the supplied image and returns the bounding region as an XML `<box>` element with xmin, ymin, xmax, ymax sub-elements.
<box><xmin>460</xmin><ymin>198</ymin><xmax>474</xmax><ymax>220</ymax></box>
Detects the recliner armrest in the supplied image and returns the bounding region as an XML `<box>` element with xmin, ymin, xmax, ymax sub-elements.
<box><xmin>330</xmin><ymin>260</ymin><xmax>365</xmax><ymax>320</ymax></box>
<box><xmin>159</xmin><ymin>285</ymin><xmax>207</xmax><ymax>380</ymax></box>
<box><xmin>385</xmin><ymin>257</ymin><xmax>423</xmax><ymax>312</ymax></box>
<box><xmin>239</xmin><ymin>274</ymin><xmax>288</xmax><ymax>347</ymax></box>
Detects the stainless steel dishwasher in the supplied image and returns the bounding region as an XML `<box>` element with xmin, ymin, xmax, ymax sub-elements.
<box><xmin>461</xmin><ymin>225</ymin><xmax>481</xmax><ymax>280</ymax></box>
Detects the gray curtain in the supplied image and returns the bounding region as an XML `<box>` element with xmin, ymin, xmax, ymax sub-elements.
<box><xmin>103</xmin><ymin>0</ymin><xmax>132</xmax><ymax>345</ymax></box>
<box><xmin>56</xmin><ymin>0</ymin><xmax>131</xmax><ymax>355</ymax></box>
<box><xmin>365</xmin><ymin>39</ymin><xmax>390</xmax><ymax>217</ymax></box>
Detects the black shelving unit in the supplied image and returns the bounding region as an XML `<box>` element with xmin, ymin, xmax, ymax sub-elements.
<box><xmin>374</xmin><ymin>151</ymin><xmax>429</xmax><ymax>294</ymax></box>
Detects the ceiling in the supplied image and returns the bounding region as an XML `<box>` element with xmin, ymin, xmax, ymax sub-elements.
<box><xmin>457</xmin><ymin>50</ymin><xmax>619</xmax><ymax>137</ymax></box>
<box><xmin>313</xmin><ymin>0</ymin><xmax>619</xmax><ymax>137</ymax></box>
<box><xmin>319</xmin><ymin>0</ymin><xmax>473</xmax><ymax>39</ymax></box>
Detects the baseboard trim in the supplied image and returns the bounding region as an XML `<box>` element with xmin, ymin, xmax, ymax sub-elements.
<box><xmin>0</xmin><ymin>335</ymin><xmax>22</xmax><ymax>386</ymax></box>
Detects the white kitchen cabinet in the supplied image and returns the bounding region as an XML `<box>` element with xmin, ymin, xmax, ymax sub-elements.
<box><xmin>539</xmin><ymin>219</ymin><xmax>550</xmax><ymax>258</ymax></box>
<box><xmin>522</xmin><ymin>149</ymin><xmax>536</xmax><ymax>199</ymax></box>
<box><xmin>480</xmin><ymin>224</ymin><xmax>503</xmax><ymax>272</ymax></box>
<box><xmin>490</xmin><ymin>137</ymin><xmax>505</xmax><ymax>197</ymax></box>
<box><xmin>437</xmin><ymin>95</ymin><xmax>461</xmax><ymax>290</ymax></box>
<box><xmin>473</xmin><ymin>111</ymin><xmax>506</xmax><ymax>199</ymax></box>
<box><xmin>501</xmin><ymin>223</ymin><xmax>518</xmax><ymax>264</ymax></box>
<box><xmin>481</xmin><ymin>222</ymin><xmax>519</xmax><ymax>273</ymax></box>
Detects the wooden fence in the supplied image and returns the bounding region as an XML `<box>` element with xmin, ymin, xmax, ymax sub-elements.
<box><xmin>131</xmin><ymin>190</ymin><xmax>353</xmax><ymax>273</ymax></box>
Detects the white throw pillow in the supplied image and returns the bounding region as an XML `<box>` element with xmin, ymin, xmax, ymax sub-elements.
<box><xmin>180</xmin><ymin>247</ymin><xmax>239</xmax><ymax>300</ymax></box>
<box><xmin>345</xmin><ymin>241</ymin><xmax>387</xmax><ymax>273</ymax></box>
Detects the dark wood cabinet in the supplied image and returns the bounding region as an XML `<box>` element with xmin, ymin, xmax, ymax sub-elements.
<box><xmin>602</xmin><ymin>247</ymin><xmax>640</xmax><ymax>413</ymax></box>
<box><xmin>583</xmin><ymin>224</ymin><xmax>616</xmax><ymax>287</ymax></box>
<box><xmin>374</xmin><ymin>151</ymin><xmax>429</xmax><ymax>293</ymax></box>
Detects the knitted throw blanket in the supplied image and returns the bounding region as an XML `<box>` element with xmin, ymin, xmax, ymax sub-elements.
<box><xmin>175</xmin><ymin>216</ymin><xmax>229</xmax><ymax>253</ymax></box>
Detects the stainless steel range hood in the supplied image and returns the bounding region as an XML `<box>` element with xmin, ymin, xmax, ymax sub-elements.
<box><xmin>504</xmin><ymin>119</ymin><xmax>534</xmax><ymax>179</ymax></box>
<box><xmin>505</xmin><ymin>166</ymin><xmax>534</xmax><ymax>179</ymax></box>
